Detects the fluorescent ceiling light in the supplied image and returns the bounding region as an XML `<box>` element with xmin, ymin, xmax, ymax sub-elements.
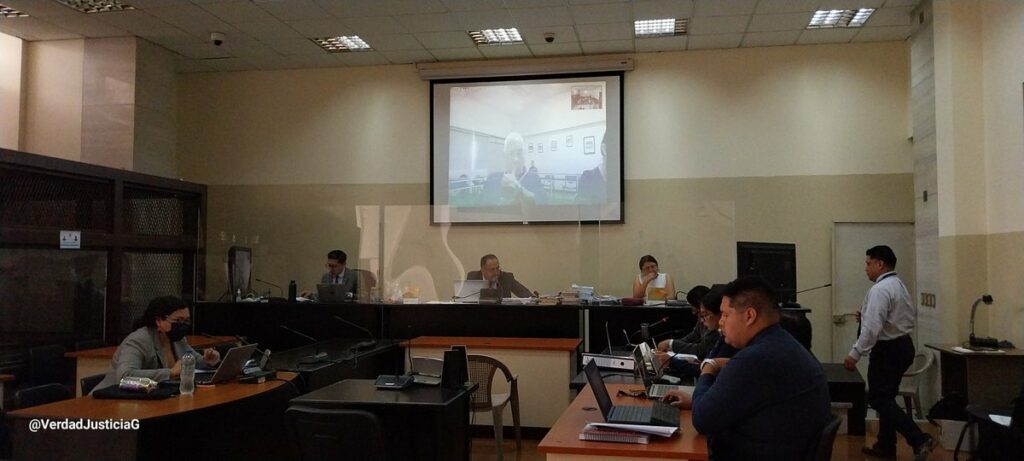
<box><xmin>634</xmin><ymin>18</ymin><xmax>687</xmax><ymax>38</ymax></box>
<box><xmin>55</xmin><ymin>0</ymin><xmax>135</xmax><ymax>13</ymax></box>
<box><xmin>469</xmin><ymin>28</ymin><xmax>523</xmax><ymax>46</ymax></box>
<box><xmin>0</xmin><ymin>4</ymin><xmax>28</xmax><ymax>18</ymax></box>
<box><xmin>807</xmin><ymin>8</ymin><xmax>874</xmax><ymax>28</ymax></box>
<box><xmin>312</xmin><ymin>36</ymin><xmax>371</xmax><ymax>52</ymax></box>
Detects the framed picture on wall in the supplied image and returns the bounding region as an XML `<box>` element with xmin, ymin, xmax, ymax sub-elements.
<box><xmin>550</xmin><ymin>140</ymin><xmax>557</xmax><ymax>152</ymax></box>
<box><xmin>583</xmin><ymin>136</ymin><xmax>596</xmax><ymax>154</ymax></box>
<box><xmin>528</xmin><ymin>143</ymin><xmax>533</xmax><ymax>153</ymax></box>
<box><xmin>537</xmin><ymin>143</ymin><xmax>544</xmax><ymax>153</ymax></box>
<box><xmin>566</xmin><ymin>135</ymin><xmax>573</xmax><ymax>147</ymax></box>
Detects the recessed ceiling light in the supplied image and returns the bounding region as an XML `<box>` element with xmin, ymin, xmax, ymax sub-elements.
<box><xmin>807</xmin><ymin>8</ymin><xmax>875</xmax><ymax>29</ymax></box>
<box><xmin>634</xmin><ymin>18</ymin><xmax>687</xmax><ymax>38</ymax></box>
<box><xmin>311</xmin><ymin>36</ymin><xmax>371</xmax><ymax>52</ymax></box>
<box><xmin>469</xmin><ymin>28</ymin><xmax>523</xmax><ymax>46</ymax></box>
<box><xmin>0</xmin><ymin>4</ymin><xmax>28</xmax><ymax>18</ymax></box>
<box><xmin>55</xmin><ymin>0</ymin><xmax>135</xmax><ymax>14</ymax></box>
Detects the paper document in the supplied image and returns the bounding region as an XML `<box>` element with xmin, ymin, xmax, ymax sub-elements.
<box><xmin>589</xmin><ymin>423</ymin><xmax>678</xmax><ymax>437</ymax></box>
<box><xmin>990</xmin><ymin>415</ymin><xmax>1012</xmax><ymax>427</ymax></box>
<box><xmin>665</xmin><ymin>352</ymin><xmax>699</xmax><ymax>362</ymax></box>
<box><xmin>952</xmin><ymin>346</ymin><xmax>1005</xmax><ymax>354</ymax></box>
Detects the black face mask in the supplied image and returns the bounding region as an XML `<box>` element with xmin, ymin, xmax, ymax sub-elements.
<box><xmin>166</xmin><ymin>322</ymin><xmax>190</xmax><ymax>342</ymax></box>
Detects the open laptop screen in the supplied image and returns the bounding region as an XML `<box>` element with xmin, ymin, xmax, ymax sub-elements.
<box><xmin>583</xmin><ymin>360</ymin><xmax>613</xmax><ymax>419</ymax></box>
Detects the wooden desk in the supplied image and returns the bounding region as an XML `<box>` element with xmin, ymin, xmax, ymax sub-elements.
<box><xmin>404</xmin><ymin>336</ymin><xmax>581</xmax><ymax>428</ymax></box>
<box><xmin>926</xmin><ymin>344</ymin><xmax>1024</xmax><ymax>407</ymax></box>
<box><xmin>538</xmin><ymin>383</ymin><xmax>708</xmax><ymax>460</ymax></box>
<box><xmin>291</xmin><ymin>378</ymin><xmax>477</xmax><ymax>461</ymax></box>
<box><xmin>64</xmin><ymin>335</ymin><xmax>237</xmax><ymax>396</ymax></box>
<box><xmin>7</xmin><ymin>372</ymin><xmax>298</xmax><ymax>461</ymax></box>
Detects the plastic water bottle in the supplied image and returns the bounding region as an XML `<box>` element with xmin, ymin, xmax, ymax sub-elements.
<box><xmin>180</xmin><ymin>352</ymin><xmax>195</xmax><ymax>395</ymax></box>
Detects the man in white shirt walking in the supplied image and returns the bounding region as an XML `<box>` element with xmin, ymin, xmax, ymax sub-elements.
<box><xmin>845</xmin><ymin>245</ymin><xmax>937</xmax><ymax>461</ymax></box>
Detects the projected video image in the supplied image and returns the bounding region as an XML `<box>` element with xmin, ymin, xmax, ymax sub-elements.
<box><xmin>446</xmin><ymin>82</ymin><xmax>608</xmax><ymax>208</ymax></box>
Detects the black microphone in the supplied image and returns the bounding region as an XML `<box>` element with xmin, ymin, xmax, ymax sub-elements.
<box><xmin>795</xmin><ymin>283</ymin><xmax>832</xmax><ymax>294</ymax></box>
<box><xmin>278</xmin><ymin>324</ymin><xmax>329</xmax><ymax>364</ymax></box>
<box><xmin>629</xmin><ymin>316</ymin><xmax>671</xmax><ymax>343</ymax></box>
<box><xmin>332</xmin><ymin>315</ymin><xmax>377</xmax><ymax>352</ymax></box>
<box><xmin>255</xmin><ymin>277</ymin><xmax>283</xmax><ymax>297</ymax></box>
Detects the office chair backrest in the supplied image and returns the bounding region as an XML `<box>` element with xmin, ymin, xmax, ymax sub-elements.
<box><xmin>1012</xmin><ymin>380</ymin><xmax>1024</xmax><ymax>433</ymax></box>
<box><xmin>779</xmin><ymin>311</ymin><xmax>812</xmax><ymax>351</ymax></box>
<box><xmin>29</xmin><ymin>344</ymin><xmax>68</xmax><ymax>387</ymax></box>
<box><xmin>804</xmin><ymin>413</ymin><xmax>842</xmax><ymax>461</ymax></box>
<box><xmin>14</xmin><ymin>383</ymin><xmax>71</xmax><ymax>410</ymax></box>
<box><xmin>466</xmin><ymin>354</ymin><xmax>513</xmax><ymax>411</ymax></box>
<box><xmin>80</xmin><ymin>373</ymin><xmax>106</xmax><ymax>396</ymax></box>
<box><xmin>285</xmin><ymin>406</ymin><xmax>386</xmax><ymax>461</ymax></box>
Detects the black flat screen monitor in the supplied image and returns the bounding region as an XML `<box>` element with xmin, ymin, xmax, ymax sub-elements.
<box><xmin>736</xmin><ymin>242</ymin><xmax>796</xmax><ymax>303</ymax></box>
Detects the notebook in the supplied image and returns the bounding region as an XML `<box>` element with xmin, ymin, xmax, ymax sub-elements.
<box><xmin>582</xmin><ymin>360</ymin><xmax>680</xmax><ymax>427</ymax></box>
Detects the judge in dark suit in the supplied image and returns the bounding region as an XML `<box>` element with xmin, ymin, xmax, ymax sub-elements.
<box><xmin>312</xmin><ymin>249</ymin><xmax>358</xmax><ymax>298</ymax></box>
<box><xmin>466</xmin><ymin>254</ymin><xmax>534</xmax><ymax>298</ymax></box>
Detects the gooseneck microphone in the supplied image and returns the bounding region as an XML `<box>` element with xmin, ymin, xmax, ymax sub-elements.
<box><xmin>255</xmin><ymin>277</ymin><xmax>283</xmax><ymax>297</ymax></box>
<box><xmin>278</xmin><ymin>324</ymin><xmax>329</xmax><ymax>364</ymax></box>
<box><xmin>629</xmin><ymin>316</ymin><xmax>671</xmax><ymax>343</ymax></box>
<box><xmin>332</xmin><ymin>315</ymin><xmax>378</xmax><ymax>352</ymax></box>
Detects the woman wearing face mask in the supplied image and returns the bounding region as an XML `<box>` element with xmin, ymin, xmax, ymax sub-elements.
<box><xmin>91</xmin><ymin>296</ymin><xmax>220</xmax><ymax>393</ymax></box>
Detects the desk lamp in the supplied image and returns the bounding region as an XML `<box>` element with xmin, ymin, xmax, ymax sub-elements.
<box><xmin>969</xmin><ymin>295</ymin><xmax>999</xmax><ymax>349</ymax></box>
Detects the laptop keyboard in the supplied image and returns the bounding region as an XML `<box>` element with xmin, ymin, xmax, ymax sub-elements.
<box><xmin>612</xmin><ymin>405</ymin><xmax>652</xmax><ymax>422</ymax></box>
<box><xmin>650</xmin><ymin>400</ymin><xmax>681</xmax><ymax>427</ymax></box>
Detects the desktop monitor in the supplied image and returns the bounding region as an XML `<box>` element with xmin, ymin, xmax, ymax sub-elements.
<box><xmin>228</xmin><ymin>246</ymin><xmax>252</xmax><ymax>299</ymax></box>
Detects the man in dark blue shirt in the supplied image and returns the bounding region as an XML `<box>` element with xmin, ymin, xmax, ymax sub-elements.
<box><xmin>663</xmin><ymin>277</ymin><xmax>831</xmax><ymax>460</ymax></box>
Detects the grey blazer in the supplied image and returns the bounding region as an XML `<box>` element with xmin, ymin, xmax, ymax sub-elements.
<box><xmin>91</xmin><ymin>326</ymin><xmax>201</xmax><ymax>393</ymax></box>
<box><xmin>320</xmin><ymin>269</ymin><xmax>358</xmax><ymax>296</ymax></box>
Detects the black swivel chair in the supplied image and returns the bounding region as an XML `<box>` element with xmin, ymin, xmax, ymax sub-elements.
<box><xmin>13</xmin><ymin>383</ymin><xmax>71</xmax><ymax>410</ymax></box>
<box><xmin>80</xmin><ymin>373</ymin><xmax>106</xmax><ymax>396</ymax></box>
<box><xmin>957</xmin><ymin>381</ymin><xmax>1024</xmax><ymax>461</ymax></box>
<box><xmin>28</xmin><ymin>344</ymin><xmax>69</xmax><ymax>388</ymax></box>
<box><xmin>804</xmin><ymin>413</ymin><xmax>842</xmax><ymax>461</ymax></box>
<box><xmin>285</xmin><ymin>406</ymin><xmax>387</xmax><ymax>461</ymax></box>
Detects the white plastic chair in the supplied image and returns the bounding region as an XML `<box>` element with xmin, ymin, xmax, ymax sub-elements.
<box><xmin>899</xmin><ymin>350</ymin><xmax>935</xmax><ymax>419</ymax></box>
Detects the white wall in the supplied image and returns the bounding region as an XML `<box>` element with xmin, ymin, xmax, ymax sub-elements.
<box><xmin>0</xmin><ymin>32</ymin><xmax>22</xmax><ymax>150</ymax></box>
<box><xmin>22</xmin><ymin>39</ymin><xmax>84</xmax><ymax>161</ymax></box>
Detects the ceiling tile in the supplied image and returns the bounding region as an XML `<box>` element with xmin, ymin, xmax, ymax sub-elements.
<box><xmin>307</xmin><ymin>53</ymin><xmax>346</xmax><ymax>68</ymax></box>
<box><xmin>257</xmin><ymin>0</ymin><xmax>332</xmax><ymax>22</ymax></box>
<box><xmin>145</xmin><ymin>4</ymin><xmax>224</xmax><ymax>28</ymax></box>
<box><xmin>40</xmin><ymin>13</ymin><xmax>129</xmax><ymax>38</ymax></box>
<box><xmin>866</xmin><ymin>7</ymin><xmax>913</xmax><ymax>27</ymax></box>
<box><xmin>233</xmin><ymin>20</ymin><xmax>303</xmax><ymax>40</ymax></box>
<box><xmin>688</xmin><ymin>15</ymin><xmax>750</xmax><ymax>35</ymax></box>
<box><xmin>634</xmin><ymin>34</ymin><xmax>687</xmax><ymax>51</ymax></box>
<box><xmin>414</xmin><ymin>30</ymin><xmax>475</xmax><ymax>48</ymax></box>
<box><xmin>381</xmin><ymin>48</ymin><xmax>436</xmax><ymax>63</ymax></box>
<box><xmin>220</xmin><ymin>39</ymin><xmax>280</xmax><ymax>58</ymax></box>
<box><xmin>94</xmin><ymin>10</ymin><xmax>175</xmax><ymax>34</ymax></box>
<box><xmin>135</xmin><ymin>26</ymin><xmax>194</xmax><ymax>43</ymax></box>
<box><xmin>693</xmin><ymin>0</ymin><xmax>757</xmax><ymax>17</ymax></box>
<box><xmin>336</xmin><ymin>50</ymin><xmax>391</xmax><ymax>66</ymax></box>
<box><xmin>852</xmin><ymin>25</ymin><xmax>911</xmax><ymax>42</ymax></box>
<box><xmin>796</xmin><ymin>27</ymin><xmax>859</xmax><ymax>44</ymax></box>
<box><xmin>342</xmin><ymin>15</ymin><xmax>407</xmax><ymax>35</ymax></box>
<box><xmin>358</xmin><ymin>33</ymin><xmax>423</xmax><ymax>51</ymax></box>
<box><xmin>510</xmin><ymin>6</ymin><xmax>574</xmax><ymax>28</ymax></box>
<box><xmin>754</xmin><ymin>0</ymin><xmax>820</xmax><ymax>14</ymax></box>
<box><xmin>687</xmin><ymin>32</ymin><xmax>742</xmax><ymax>49</ymax></box>
<box><xmin>199</xmin><ymin>1</ymin><xmax>278</xmax><ymax>23</ymax></box>
<box><xmin>176</xmin><ymin>21</ymin><xmax>244</xmax><ymax>41</ymax></box>
<box><xmin>174</xmin><ymin>58</ymin><xmax>212</xmax><ymax>73</ymax></box>
<box><xmin>632</xmin><ymin>0</ymin><xmax>694</xmax><ymax>20</ymax></box>
<box><xmin>388</xmin><ymin>0</ymin><xmax>447</xmax><ymax>15</ymax></box>
<box><xmin>124</xmin><ymin>0</ymin><xmax>193</xmax><ymax>8</ymax></box>
<box><xmin>315</xmin><ymin>0</ymin><xmax>391</xmax><ymax>18</ymax></box>
<box><xmin>569</xmin><ymin>0</ymin><xmax>630</xmax><ymax>4</ymax></box>
<box><xmin>395</xmin><ymin>13</ymin><xmax>461</xmax><ymax>33</ymax></box>
<box><xmin>882</xmin><ymin>0</ymin><xmax>923</xmax><ymax>7</ymax></box>
<box><xmin>528</xmin><ymin>41</ymin><xmax>582</xmax><ymax>56</ymax></box>
<box><xmin>580</xmin><ymin>39</ymin><xmax>634</xmax><ymax>54</ymax></box>
<box><xmin>741</xmin><ymin>30</ymin><xmax>800</xmax><ymax>47</ymax></box>
<box><xmin>1</xmin><ymin>0</ymin><xmax>78</xmax><ymax>18</ymax></box>
<box><xmin>519</xmin><ymin>25</ymin><xmax>576</xmax><ymax>45</ymax></box>
<box><xmin>570</xmin><ymin>3</ymin><xmax>633</xmax><ymax>24</ymax></box>
<box><xmin>0</xmin><ymin>17</ymin><xmax>82</xmax><ymax>40</ymax></box>
<box><xmin>429</xmin><ymin>47</ymin><xmax>484</xmax><ymax>60</ymax></box>
<box><xmin>179</xmin><ymin>43</ymin><xmax>234</xmax><ymax>59</ymax></box>
<box><xmin>262</xmin><ymin>37</ymin><xmax>325</xmax><ymax>55</ymax></box>
<box><xmin>440</xmin><ymin>0</ymin><xmax>506</xmax><ymax>12</ymax></box>
<box><xmin>747</xmin><ymin>12</ymin><xmax>813</xmax><ymax>32</ymax></box>
<box><xmin>818</xmin><ymin>0</ymin><xmax>886</xmax><ymax>9</ymax></box>
<box><xmin>253</xmin><ymin>55</ymin><xmax>313</xmax><ymax>70</ymax></box>
<box><xmin>452</xmin><ymin>10</ymin><xmax>517</xmax><ymax>30</ymax></box>
<box><xmin>285</xmin><ymin>19</ymin><xmax>354</xmax><ymax>38</ymax></box>
<box><xmin>478</xmin><ymin>43</ymin><xmax>533</xmax><ymax>58</ymax></box>
<box><xmin>575</xmin><ymin>22</ymin><xmax>632</xmax><ymax>41</ymax></box>
<box><xmin>504</xmin><ymin>0</ymin><xmax>569</xmax><ymax>8</ymax></box>
<box><xmin>202</xmin><ymin>57</ymin><xmax>257</xmax><ymax>72</ymax></box>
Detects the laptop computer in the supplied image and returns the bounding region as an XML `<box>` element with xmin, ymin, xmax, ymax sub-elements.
<box><xmin>195</xmin><ymin>344</ymin><xmax>258</xmax><ymax>385</ymax></box>
<box><xmin>582</xmin><ymin>360</ymin><xmax>680</xmax><ymax>427</ymax></box>
<box><xmin>317</xmin><ymin>284</ymin><xmax>351</xmax><ymax>303</ymax></box>
<box><xmin>633</xmin><ymin>345</ymin><xmax>685</xmax><ymax>399</ymax></box>
<box><xmin>453</xmin><ymin>279</ymin><xmax>489</xmax><ymax>302</ymax></box>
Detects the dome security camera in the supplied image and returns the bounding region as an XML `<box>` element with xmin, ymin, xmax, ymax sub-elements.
<box><xmin>543</xmin><ymin>32</ymin><xmax>555</xmax><ymax>43</ymax></box>
<box><xmin>211</xmin><ymin>32</ymin><xmax>225</xmax><ymax>47</ymax></box>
